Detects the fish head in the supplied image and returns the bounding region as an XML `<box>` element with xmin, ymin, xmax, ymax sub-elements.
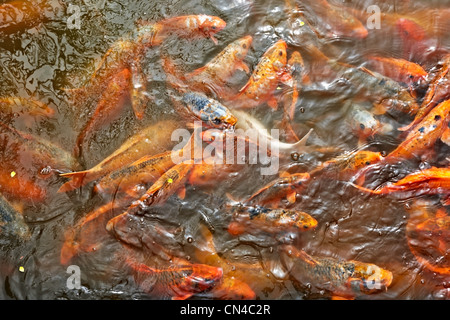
<box><xmin>197</xmin><ymin>15</ymin><xmax>226</xmax><ymax>44</ymax></box>
<box><xmin>395</xmin><ymin>18</ymin><xmax>427</xmax><ymax>42</ymax></box>
<box><xmin>205</xmin><ymin>107</ymin><xmax>237</xmax><ymax>130</ymax></box>
<box><xmin>292</xmin><ymin>211</ymin><xmax>318</xmax><ymax>231</ymax></box>
<box><xmin>353</xmin><ymin>151</ymin><xmax>384</xmax><ymax>169</ymax></box>
<box><xmin>290</xmin><ymin>172</ymin><xmax>311</xmax><ymax>187</ymax></box>
<box><xmin>179</xmin><ymin>264</ymin><xmax>223</xmax><ymax>293</ymax></box>
<box><xmin>232</xmin><ymin>35</ymin><xmax>253</xmax><ymax>60</ymax></box>
<box><xmin>348</xmin><ymin>261</ymin><xmax>393</xmax><ymax>294</ymax></box>
<box><xmin>266</xmin><ymin>39</ymin><xmax>288</xmax><ymax>71</ymax></box>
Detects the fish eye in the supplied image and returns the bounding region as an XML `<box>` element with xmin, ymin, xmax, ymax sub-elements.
<box><xmin>365</xmin><ymin>161</ymin><xmax>371</xmax><ymax>165</ymax></box>
<box><xmin>409</xmin><ymin>74</ymin><xmax>414</xmax><ymax>79</ymax></box>
<box><xmin>211</xmin><ymin>26</ymin><xmax>216</xmax><ymax>30</ymax></box>
<box><xmin>360</xmin><ymin>123</ymin><xmax>365</xmax><ymax>130</ymax></box>
<box><xmin>279</xmin><ymin>51</ymin><xmax>283</xmax><ymax>56</ymax></box>
<box><xmin>242</xmin><ymin>44</ymin><xmax>247</xmax><ymax>49</ymax></box>
<box><xmin>213</xmin><ymin>118</ymin><xmax>221</xmax><ymax>125</ymax></box>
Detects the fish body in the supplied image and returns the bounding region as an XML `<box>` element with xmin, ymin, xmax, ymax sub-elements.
<box><xmin>0</xmin><ymin>97</ymin><xmax>55</xmax><ymax>118</ymax></box>
<box><xmin>185</xmin><ymin>35</ymin><xmax>253</xmax><ymax>96</ymax></box>
<box><xmin>231</xmin><ymin>109</ymin><xmax>314</xmax><ymax>154</ymax></box>
<box><xmin>310</xmin><ymin>150</ymin><xmax>384</xmax><ymax>182</ymax></box>
<box><xmin>281</xmin><ymin>245</ymin><xmax>393</xmax><ymax>298</ymax></box>
<box><xmin>307</xmin><ymin>45</ymin><xmax>420</xmax><ymax>116</ymax></box>
<box><xmin>231</xmin><ymin>39</ymin><xmax>290</xmax><ymax>110</ymax></box>
<box><xmin>303</xmin><ymin>0</ymin><xmax>368</xmax><ymax>39</ymax></box>
<box><xmin>75</xmin><ymin>67</ymin><xmax>132</xmax><ymax>158</ymax></box>
<box><xmin>385</xmin><ymin>100</ymin><xmax>450</xmax><ymax>162</ymax></box>
<box><xmin>366</xmin><ymin>55</ymin><xmax>428</xmax><ymax>96</ymax></box>
<box><xmin>244</xmin><ymin>173</ymin><xmax>311</xmax><ymax>206</ymax></box>
<box><xmin>58</xmin><ymin>120</ymin><xmax>180</xmax><ymax>192</ymax></box>
<box><xmin>0</xmin><ymin>192</ymin><xmax>30</xmax><ymax>240</ymax></box>
<box><xmin>94</xmin><ymin>150</ymin><xmax>175</xmax><ymax>196</ymax></box>
<box><xmin>0</xmin><ymin>124</ymin><xmax>80</xmax><ymax>174</ymax></box>
<box><xmin>125</xmin><ymin>161</ymin><xmax>194</xmax><ymax>215</ymax></box>
<box><xmin>226</xmin><ymin>196</ymin><xmax>318</xmax><ymax>235</ymax></box>
<box><xmin>283</xmin><ymin>51</ymin><xmax>308</xmax><ymax>120</ymax></box>
<box><xmin>351</xmin><ymin>167</ymin><xmax>450</xmax><ymax>198</ymax></box>
<box><xmin>400</xmin><ymin>54</ymin><xmax>450</xmax><ymax>132</ymax></box>
<box><xmin>129</xmin><ymin>260</ymin><xmax>223</xmax><ymax>300</ymax></box>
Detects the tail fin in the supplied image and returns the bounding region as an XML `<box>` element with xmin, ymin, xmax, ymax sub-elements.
<box><xmin>290</xmin><ymin>128</ymin><xmax>313</xmax><ymax>153</ymax></box>
<box><xmin>58</xmin><ymin>171</ymin><xmax>89</xmax><ymax>193</ymax></box>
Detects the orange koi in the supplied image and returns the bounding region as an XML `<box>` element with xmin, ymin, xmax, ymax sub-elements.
<box><xmin>124</xmin><ymin>161</ymin><xmax>195</xmax><ymax>215</ymax></box>
<box><xmin>244</xmin><ymin>172</ymin><xmax>311</xmax><ymax>207</ymax></box>
<box><xmin>399</xmin><ymin>54</ymin><xmax>450</xmax><ymax>132</ymax></box>
<box><xmin>94</xmin><ymin>151</ymin><xmax>175</xmax><ymax>196</ymax></box>
<box><xmin>0</xmin><ymin>123</ymin><xmax>80</xmax><ymax>175</ymax></box>
<box><xmin>0</xmin><ymin>167</ymin><xmax>47</xmax><ymax>203</ymax></box>
<box><xmin>75</xmin><ymin>67</ymin><xmax>132</xmax><ymax>158</ymax></box>
<box><xmin>58</xmin><ymin>120</ymin><xmax>180</xmax><ymax>193</ymax></box>
<box><xmin>281</xmin><ymin>245</ymin><xmax>393</xmax><ymax>298</ymax></box>
<box><xmin>366</xmin><ymin>55</ymin><xmax>428</xmax><ymax>95</ymax></box>
<box><xmin>384</xmin><ymin>100</ymin><xmax>450</xmax><ymax>162</ymax></box>
<box><xmin>309</xmin><ymin>150</ymin><xmax>384</xmax><ymax>183</ymax></box>
<box><xmin>306</xmin><ymin>44</ymin><xmax>420</xmax><ymax>116</ymax></box>
<box><xmin>283</xmin><ymin>51</ymin><xmax>308</xmax><ymax>122</ymax></box>
<box><xmin>350</xmin><ymin>167</ymin><xmax>450</xmax><ymax>199</ymax></box>
<box><xmin>300</xmin><ymin>0</ymin><xmax>368</xmax><ymax>39</ymax></box>
<box><xmin>184</xmin><ymin>35</ymin><xmax>253</xmax><ymax>97</ymax></box>
<box><xmin>0</xmin><ymin>97</ymin><xmax>55</xmax><ymax>119</ymax></box>
<box><xmin>127</xmin><ymin>259</ymin><xmax>223</xmax><ymax>300</ymax></box>
<box><xmin>230</xmin><ymin>39</ymin><xmax>291</xmax><ymax>110</ymax></box>
<box><xmin>226</xmin><ymin>193</ymin><xmax>318</xmax><ymax>236</ymax></box>
<box><xmin>406</xmin><ymin>201</ymin><xmax>450</xmax><ymax>275</ymax></box>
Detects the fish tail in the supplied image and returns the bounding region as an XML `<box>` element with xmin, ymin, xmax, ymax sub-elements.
<box><xmin>58</xmin><ymin>171</ymin><xmax>89</xmax><ymax>192</ymax></box>
<box><xmin>290</xmin><ymin>128</ymin><xmax>313</xmax><ymax>154</ymax></box>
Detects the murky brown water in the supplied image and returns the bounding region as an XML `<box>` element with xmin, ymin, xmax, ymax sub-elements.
<box><xmin>0</xmin><ymin>0</ymin><xmax>449</xmax><ymax>300</ymax></box>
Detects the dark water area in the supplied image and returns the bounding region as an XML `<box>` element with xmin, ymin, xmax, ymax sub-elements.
<box><xmin>0</xmin><ymin>0</ymin><xmax>449</xmax><ymax>300</ymax></box>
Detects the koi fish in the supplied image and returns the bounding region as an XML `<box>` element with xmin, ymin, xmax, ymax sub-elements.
<box><xmin>346</xmin><ymin>104</ymin><xmax>383</xmax><ymax>146</ymax></box>
<box><xmin>94</xmin><ymin>150</ymin><xmax>175</xmax><ymax>196</ymax></box>
<box><xmin>306</xmin><ymin>44</ymin><xmax>420</xmax><ymax>116</ymax></box>
<box><xmin>406</xmin><ymin>201</ymin><xmax>450</xmax><ymax>275</ymax></box>
<box><xmin>230</xmin><ymin>39</ymin><xmax>291</xmax><ymax>110</ymax></box>
<box><xmin>350</xmin><ymin>167</ymin><xmax>450</xmax><ymax>200</ymax></box>
<box><xmin>0</xmin><ymin>123</ymin><xmax>80</xmax><ymax>175</ymax></box>
<box><xmin>244</xmin><ymin>172</ymin><xmax>311</xmax><ymax>207</ymax></box>
<box><xmin>0</xmin><ymin>97</ymin><xmax>55</xmax><ymax>119</ymax></box>
<box><xmin>226</xmin><ymin>193</ymin><xmax>318</xmax><ymax>235</ymax></box>
<box><xmin>300</xmin><ymin>0</ymin><xmax>368</xmax><ymax>39</ymax></box>
<box><xmin>172</xmin><ymin>92</ymin><xmax>237</xmax><ymax>129</ymax></box>
<box><xmin>395</xmin><ymin>18</ymin><xmax>449</xmax><ymax>67</ymax></box>
<box><xmin>0</xmin><ymin>192</ymin><xmax>30</xmax><ymax>240</ymax></box>
<box><xmin>124</xmin><ymin>161</ymin><xmax>195</xmax><ymax>215</ymax></box>
<box><xmin>58</xmin><ymin>120</ymin><xmax>180</xmax><ymax>193</ymax></box>
<box><xmin>0</xmin><ymin>167</ymin><xmax>47</xmax><ymax>203</ymax></box>
<box><xmin>399</xmin><ymin>54</ymin><xmax>450</xmax><ymax>132</ymax></box>
<box><xmin>231</xmin><ymin>109</ymin><xmax>315</xmax><ymax>154</ymax></box>
<box><xmin>283</xmin><ymin>51</ymin><xmax>309</xmax><ymax>121</ymax></box>
<box><xmin>365</xmin><ymin>55</ymin><xmax>428</xmax><ymax>96</ymax></box>
<box><xmin>75</xmin><ymin>67</ymin><xmax>132</xmax><ymax>159</ymax></box>
<box><xmin>127</xmin><ymin>259</ymin><xmax>223</xmax><ymax>300</ymax></box>
<box><xmin>281</xmin><ymin>245</ymin><xmax>393</xmax><ymax>298</ymax></box>
<box><xmin>184</xmin><ymin>35</ymin><xmax>253</xmax><ymax>97</ymax></box>
<box><xmin>309</xmin><ymin>149</ymin><xmax>384</xmax><ymax>183</ymax></box>
<box><xmin>384</xmin><ymin>99</ymin><xmax>450</xmax><ymax>162</ymax></box>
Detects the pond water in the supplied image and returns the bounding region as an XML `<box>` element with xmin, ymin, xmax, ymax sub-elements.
<box><xmin>0</xmin><ymin>0</ymin><xmax>449</xmax><ymax>300</ymax></box>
